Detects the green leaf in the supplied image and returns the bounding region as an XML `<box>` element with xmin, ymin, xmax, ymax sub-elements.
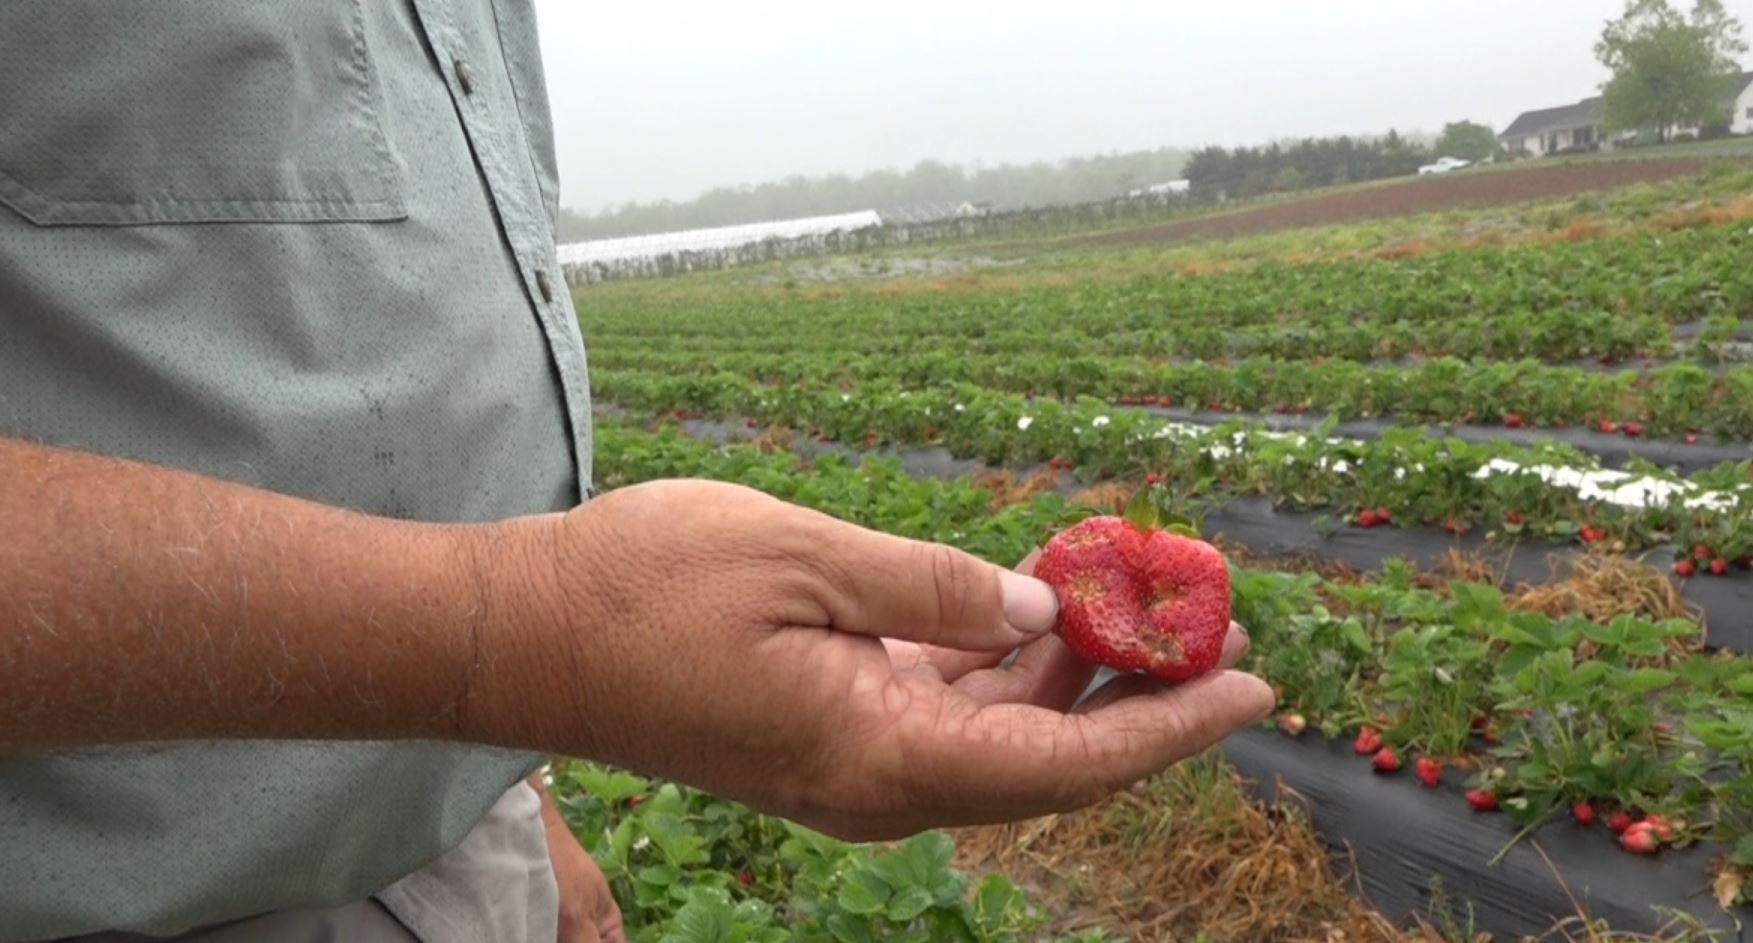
<box><xmin>902</xmin><ymin>832</ymin><xmax>956</xmax><ymax>884</ymax></box>
<box><xmin>1123</xmin><ymin>487</ymin><xmax>1159</xmax><ymax>530</ymax></box>
<box><xmin>826</xmin><ymin>914</ymin><xmax>876</xmax><ymax>943</ymax></box>
<box><xmin>836</xmin><ymin>880</ymin><xmax>888</xmax><ymax>916</ymax></box>
<box><xmin>887</xmin><ymin>886</ymin><xmax>936</xmax><ymax>923</ymax></box>
<box><xmin>663</xmin><ymin>892</ymin><xmax>734</xmax><ymax>943</ymax></box>
<box><xmin>868</xmin><ymin>855</ymin><xmax>919</xmax><ymax>892</ymax></box>
<box><xmin>973</xmin><ymin>873</ymin><xmax>1027</xmax><ymax>931</ymax></box>
<box><xmin>639</xmin><ymin>864</ymin><xmax>681</xmax><ymax>887</ymax></box>
<box><xmin>1612</xmin><ymin>668</ymin><xmax>1677</xmax><ymax>694</ymax></box>
<box><xmin>573</xmin><ymin>766</ymin><xmax>650</xmax><ymax>806</ymax></box>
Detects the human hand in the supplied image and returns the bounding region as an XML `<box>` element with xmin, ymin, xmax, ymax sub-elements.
<box><xmin>468</xmin><ymin>480</ymin><xmax>1273</xmax><ymax>841</ymax></box>
<box><xmin>530</xmin><ymin>775</ymin><xmax>624</xmax><ymax>943</ymax></box>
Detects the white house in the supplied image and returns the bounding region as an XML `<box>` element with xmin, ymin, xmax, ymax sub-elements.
<box><xmin>1498</xmin><ymin>97</ymin><xmax>1609</xmax><ymax>157</ymax></box>
<box><xmin>1734</xmin><ymin>71</ymin><xmax>1753</xmax><ymax>135</ymax></box>
<box><xmin>1501</xmin><ymin>71</ymin><xmax>1753</xmax><ymax>156</ymax></box>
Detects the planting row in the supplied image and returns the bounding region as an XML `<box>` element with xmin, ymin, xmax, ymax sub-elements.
<box><xmin>582</xmin><ymin>222</ymin><xmax>1753</xmax><ymax>363</ymax></box>
<box><xmin>591</xmin><ymin>348</ymin><xmax>1753</xmax><ymax>441</ymax></box>
<box><xmin>594</xmin><ymin>421</ymin><xmax>1753</xmax><ymax>913</ymax></box>
<box><xmin>590</xmin><ymin>305</ymin><xmax>1695</xmax><ymax>365</ymax></box>
<box><xmin>548</xmin><ymin>761</ymin><xmax>1118</xmax><ymax>943</ymax></box>
<box><xmin>592</xmin><ymin>370</ymin><xmax>1753</xmax><ymax>564</ymax></box>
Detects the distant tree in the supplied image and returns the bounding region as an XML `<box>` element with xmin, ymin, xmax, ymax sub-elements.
<box><xmin>555</xmin><ymin>147</ymin><xmax>1194</xmax><ymax>240</ymax></box>
<box><xmin>1596</xmin><ymin>0</ymin><xmax>1748</xmax><ymax>141</ymax></box>
<box><xmin>1434</xmin><ymin>121</ymin><xmax>1500</xmax><ymax>161</ymax></box>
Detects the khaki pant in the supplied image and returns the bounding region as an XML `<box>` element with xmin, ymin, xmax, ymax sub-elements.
<box><xmin>64</xmin><ymin>783</ymin><xmax>559</xmax><ymax>943</ymax></box>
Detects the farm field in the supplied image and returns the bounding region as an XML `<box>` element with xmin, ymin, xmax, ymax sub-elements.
<box><xmin>1043</xmin><ymin>156</ymin><xmax>1724</xmax><ymax>251</ymax></box>
<box><xmin>564</xmin><ymin>160</ymin><xmax>1753</xmax><ymax>941</ymax></box>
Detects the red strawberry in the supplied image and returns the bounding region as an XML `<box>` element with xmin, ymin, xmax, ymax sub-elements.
<box><xmin>1375</xmin><ymin>506</ymin><xmax>1392</xmax><ymax>524</ymax></box>
<box><xmin>1694</xmin><ymin>544</ymin><xmax>1714</xmax><ymax>561</ymax></box>
<box><xmin>1157</xmin><ymin>396</ymin><xmax>1173</xmax><ymax>407</ymax></box>
<box><xmin>1353</xmin><ymin>726</ymin><xmax>1383</xmax><ymax>755</ymax></box>
<box><xmin>1371</xmin><ymin>747</ymin><xmax>1400</xmax><ymax>773</ymax></box>
<box><xmin>1684</xmin><ymin>432</ymin><xmax>1699</xmax><ymax>445</ymax></box>
<box><xmin>1443</xmin><ymin>517</ymin><xmax>1468</xmax><ymax>535</ymax></box>
<box><xmin>1620</xmin><ymin>822</ymin><xmax>1659</xmax><ymax>854</ymax></box>
<box><xmin>1675</xmin><ymin>559</ymin><xmax>1697</xmax><ymax>578</ymax></box>
<box><xmin>1414</xmin><ymin>756</ymin><xmax>1442</xmax><ymax>788</ymax></box>
<box><xmin>626</xmin><ymin>794</ymin><xmax>645</xmax><ymax>809</ymax></box>
<box><xmin>1710</xmin><ymin>557</ymin><xmax>1729</xmax><ymax>576</ymax></box>
<box><xmin>1503</xmin><ymin>413</ymin><xmax>1525</xmax><ymax>429</ymax></box>
<box><xmin>1572</xmin><ymin>801</ymin><xmax>1596</xmax><ymax>825</ymax></box>
<box><xmin>1465</xmin><ymin>789</ymin><xmax>1499</xmax><ymax>812</ymax></box>
<box><xmin>1469</xmin><ymin>711</ymin><xmax>1489</xmax><ymax>730</ymax></box>
<box><xmin>1504</xmin><ymin>510</ymin><xmax>1526</xmax><ymax>527</ymax></box>
<box><xmin>735</xmin><ymin>870</ymin><xmax>754</xmax><ymax>886</ymax></box>
<box><xmin>1596</xmin><ymin>419</ymin><xmax>1619</xmax><ymax>434</ymax></box>
<box><xmin>1275</xmin><ymin>402</ymin><xmax>1291</xmax><ymax>414</ymax></box>
<box><xmin>1606</xmin><ymin>810</ymin><xmax>1634</xmax><ymax>834</ymax></box>
<box><xmin>1144</xmin><ymin>472</ymin><xmax>1162</xmax><ymax>486</ymax></box>
<box><xmin>1642</xmin><ymin>813</ymin><xmax>1674</xmax><ymax>841</ymax></box>
<box><xmin>1357</xmin><ymin>509</ymin><xmax>1379</xmax><ymax>529</ymax></box>
<box><xmin>1623</xmin><ymin>422</ymin><xmax>1643</xmax><ymax>438</ymax></box>
<box><xmin>1278</xmin><ymin>712</ymin><xmax>1308</xmax><ymax>736</ymax></box>
<box><xmin>1036</xmin><ymin>515</ymin><xmax>1230</xmax><ymax>683</ymax></box>
<box><xmin>745</xmin><ymin>417</ymin><xmax>758</xmax><ymax>428</ymax></box>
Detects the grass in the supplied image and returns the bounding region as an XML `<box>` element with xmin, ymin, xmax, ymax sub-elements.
<box><xmin>950</xmin><ymin>752</ymin><xmax>1729</xmax><ymax>942</ymax></box>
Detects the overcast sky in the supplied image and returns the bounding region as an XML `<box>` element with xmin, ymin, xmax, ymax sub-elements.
<box><xmin>531</xmin><ymin>0</ymin><xmax>1753</xmax><ymax>212</ymax></box>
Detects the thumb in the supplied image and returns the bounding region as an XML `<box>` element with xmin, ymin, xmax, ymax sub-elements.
<box><xmin>808</xmin><ymin>522</ymin><xmax>1059</xmax><ymax>651</ymax></box>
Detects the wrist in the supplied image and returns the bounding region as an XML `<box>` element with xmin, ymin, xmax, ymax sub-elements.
<box><xmin>450</xmin><ymin>509</ymin><xmax>598</xmax><ymax>755</ymax></box>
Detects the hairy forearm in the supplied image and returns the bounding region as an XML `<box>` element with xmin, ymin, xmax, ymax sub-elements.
<box><xmin>0</xmin><ymin>436</ymin><xmax>493</xmax><ymax>753</ymax></box>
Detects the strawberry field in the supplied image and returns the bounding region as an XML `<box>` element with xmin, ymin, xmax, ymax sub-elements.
<box><xmin>568</xmin><ymin>164</ymin><xmax>1753</xmax><ymax>941</ymax></box>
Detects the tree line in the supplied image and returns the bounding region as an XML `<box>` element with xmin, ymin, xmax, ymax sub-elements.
<box><xmin>557</xmin><ymin>149</ymin><xmax>1191</xmax><ymax>242</ymax></box>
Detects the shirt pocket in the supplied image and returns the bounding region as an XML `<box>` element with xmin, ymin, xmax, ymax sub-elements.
<box><xmin>0</xmin><ymin>0</ymin><xmax>407</xmax><ymax>226</ymax></box>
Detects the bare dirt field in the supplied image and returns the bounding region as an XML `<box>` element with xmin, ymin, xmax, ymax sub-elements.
<box><xmin>1059</xmin><ymin>158</ymin><xmax>1716</xmax><ymax>249</ymax></box>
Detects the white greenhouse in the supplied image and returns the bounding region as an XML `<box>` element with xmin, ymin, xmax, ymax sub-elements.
<box><xmin>557</xmin><ymin>211</ymin><xmax>882</xmax><ymax>268</ymax></box>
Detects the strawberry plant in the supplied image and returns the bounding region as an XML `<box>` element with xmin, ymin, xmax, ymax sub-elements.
<box><xmin>597</xmin><ymin>420</ymin><xmax>1753</xmax><ymax>907</ymax></box>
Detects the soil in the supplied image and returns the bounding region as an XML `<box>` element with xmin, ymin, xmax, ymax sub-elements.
<box><xmin>1054</xmin><ymin>159</ymin><xmax>1714</xmax><ymax>250</ymax></box>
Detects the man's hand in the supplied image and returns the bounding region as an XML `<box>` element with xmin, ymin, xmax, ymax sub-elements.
<box><xmin>0</xmin><ymin>438</ymin><xmax>1270</xmax><ymax>842</ymax></box>
<box><xmin>467</xmin><ymin>480</ymin><xmax>1274</xmax><ymax>841</ymax></box>
<box><xmin>530</xmin><ymin>775</ymin><xmax>624</xmax><ymax>943</ymax></box>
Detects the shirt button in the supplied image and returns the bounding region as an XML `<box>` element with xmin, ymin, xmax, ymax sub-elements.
<box><xmin>535</xmin><ymin>270</ymin><xmax>554</xmax><ymax>303</ymax></box>
<box><xmin>453</xmin><ymin>58</ymin><xmax>476</xmax><ymax>95</ymax></box>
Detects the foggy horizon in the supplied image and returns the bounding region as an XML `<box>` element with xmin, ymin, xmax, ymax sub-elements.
<box><xmin>531</xmin><ymin>0</ymin><xmax>1753</xmax><ymax>214</ymax></box>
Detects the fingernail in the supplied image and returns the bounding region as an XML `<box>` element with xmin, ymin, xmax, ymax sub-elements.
<box><xmin>1000</xmin><ymin>570</ymin><xmax>1059</xmax><ymax>635</ymax></box>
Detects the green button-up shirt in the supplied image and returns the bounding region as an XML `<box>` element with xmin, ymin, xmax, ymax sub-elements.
<box><xmin>0</xmin><ymin>1</ymin><xmax>592</xmax><ymax>938</ymax></box>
